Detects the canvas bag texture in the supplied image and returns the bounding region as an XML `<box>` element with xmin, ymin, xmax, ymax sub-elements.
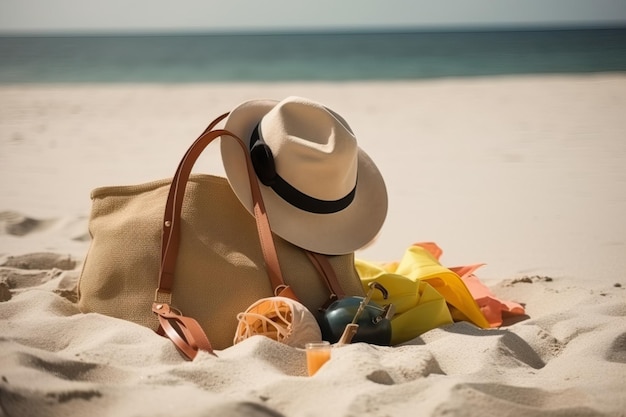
<box><xmin>78</xmin><ymin>173</ymin><xmax>364</xmax><ymax>351</ymax></box>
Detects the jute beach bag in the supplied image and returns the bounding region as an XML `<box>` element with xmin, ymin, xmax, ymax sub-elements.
<box><xmin>77</xmin><ymin>113</ymin><xmax>364</xmax><ymax>358</ymax></box>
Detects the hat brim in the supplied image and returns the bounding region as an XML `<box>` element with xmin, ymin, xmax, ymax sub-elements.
<box><xmin>220</xmin><ymin>99</ymin><xmax>388</xmax><ymax>255</ymax></box>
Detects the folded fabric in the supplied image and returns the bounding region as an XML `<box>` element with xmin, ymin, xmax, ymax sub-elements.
<box><xmin>416</xmin><ymin>242</ymin><xmax>526</xmax><ymax>328</ymax></box>
<box><xmin>356</xmin><ymin>259</ymin><xmax>453</xmax><ymax>345</ymax></box>
<box><xmin>393</xmin><ymin>243</ymin><xmax>490</xmax><ymax>328</ymax></box>
<box><xmin>449</xmin><ymin>267</ymin><xmax>526</xmax><ymax>327</ymax></box>
<box><xmin>357</xmin><ymin>243</ymin><xmax>492</xmax><ymax>345</ymax></box>
<box><xmin>356</xmin><ymin>242</ymin><xmax>527</xmax><ymax>343</ymax></box>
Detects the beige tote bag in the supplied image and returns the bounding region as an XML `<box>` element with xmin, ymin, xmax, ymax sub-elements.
<box><xmin>77</xmin><ymin>113</ymin><xmax>364</xmax><ymax>358</ymax></box>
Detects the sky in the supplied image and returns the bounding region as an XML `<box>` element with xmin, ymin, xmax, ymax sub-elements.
<box><xmin>1</xmin><ymin>0</ymin><xmax>626</xmax><ymax>34</ymax></box>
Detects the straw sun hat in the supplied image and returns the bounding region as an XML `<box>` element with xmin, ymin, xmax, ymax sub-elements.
<box><xmin>221</xmin><ymin>96</ymin><xmax>388</xmax><ymax>255</ymax></box>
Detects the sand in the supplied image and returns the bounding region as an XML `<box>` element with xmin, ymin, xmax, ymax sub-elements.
<box><xmin>1</xmin><ymin>74</ymin><xmax>625</xmax><ymax>416</ymax></box>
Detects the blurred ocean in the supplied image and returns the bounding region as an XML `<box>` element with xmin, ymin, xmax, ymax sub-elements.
<box><xmin>1</xmin><ymin>28</ymin><xmax>625</xmax><ymax>83</ymax></box>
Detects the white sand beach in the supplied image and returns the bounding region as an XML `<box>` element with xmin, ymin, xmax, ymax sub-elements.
<box><xmin>1</xmin><ymin>74</ymin><xmax>625</xmax><ymax>416</ymax></box>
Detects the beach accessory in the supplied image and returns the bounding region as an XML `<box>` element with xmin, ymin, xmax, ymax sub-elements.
<box><xmin>234</xmin><ymin>296</ymin><xmax>322</xmax><ymax>348</ymax></box>
<box><xmin>400</xmin><ymin>243</ymin><xmax>490</xmax><ymax>328</ymax></box>
<box><xmin>321</xmin><ymin>282</ymin><xmax>393</xmax><ymax>346</ymax></box>
<box><xmin>78</xmin><ymin>110</ymin><xmax>366</xmax><ymax>359</ymax></box>
<box><xmin>221</xmin><ymin>96</ymin><xmax>388</xmax><ymax>255</ymax></box>
<box><xmin>356</xmin><ymin>242</ymin><xmax>492</xmax><ymax>345</ymax></box>
<box><xmin>435</xmin><ymin>244</ymin><xmax>525</xmax><ymax>327</ymax></box>
<box><xmin>454</xmin><ymin>270</ymin><xmax>526</xmax><ymax>327</ymax></box>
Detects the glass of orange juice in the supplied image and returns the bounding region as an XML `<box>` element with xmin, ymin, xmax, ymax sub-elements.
<box><xmin>305</xmin><ymin>341</ymin><xmax>331</xmax><ymax>376</ymax></box>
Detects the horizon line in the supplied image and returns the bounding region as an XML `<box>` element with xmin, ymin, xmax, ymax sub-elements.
<box><xmin>1</xmin><ymin>22</ymin><xmax>625</xmax><ymax>38</ymax></box>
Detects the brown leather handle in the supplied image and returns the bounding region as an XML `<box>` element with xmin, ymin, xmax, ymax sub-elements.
<box><xmin>153</xmin><ymin>114</ymin><xmax>347</xmax><ymax>359</ymax></box>
<box><xmin>305</xmin><ymin>251</ymin><xmax>347</xmax><ymax>305</ymax></box>
<box><xmin>158</xmin><ymin>117</ymin><xmax>286</xmax><ymax>297</ymax></box>
<box><xmin>154</xmin><ymin>115</ymin><xmax>288</xmax><ymax>359</ymax></box>
<box><xmin>159</xmin><ymin>112</ymin><xmax>229</xmax><ymax>262</ymax></box>
<box><xmin>152</xmin><ymin>302</ymin><xmax>214</xmax><ymax>359</ymax></box>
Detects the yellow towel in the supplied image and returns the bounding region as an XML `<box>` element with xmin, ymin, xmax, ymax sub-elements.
<box><xmin>356</xmin><ymin>243</ymin><xmax>490</xmax><ymax>344</ymax></box>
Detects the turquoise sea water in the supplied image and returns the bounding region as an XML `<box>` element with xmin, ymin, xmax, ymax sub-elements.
<box><xmin>1</xmin><ymin>28</ymin><xmax>625</xmax><ymax>83</ymax></box>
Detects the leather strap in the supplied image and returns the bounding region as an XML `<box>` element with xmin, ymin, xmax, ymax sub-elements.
<box><xmin>305</xmin><ymin>251</ymin><xmax>347</xmax><ymax>301</ymax></box>
<box><xmin>155</xmin><ymin>115</ymin><xmax>290</xmax><ymax>359</ymax></box>
<box><xmin>159</xmin><ymin>117</ymin><xmax>286</xmax><ymax>296</ymax></box>
<box><xmin>152</xmin><ymin>302</ymin><xmax>214</xmax><ymax>360</ymax></box>
<box><xmin>154</xmin><ymin>114</ymin><xmax>346</xmax><ymax>360</ymax></box>
<box><xmin>160</xmin><ymin>113</ymin><xmax>228</xmax><ymax>262</ymax></box>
